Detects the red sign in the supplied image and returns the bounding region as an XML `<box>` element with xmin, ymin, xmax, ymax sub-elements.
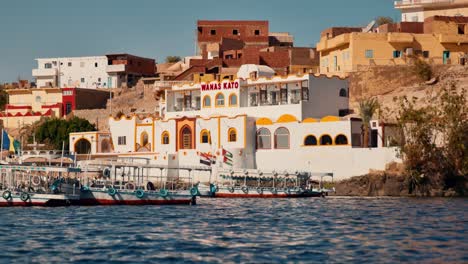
<box><xmin>201</xmin><ymin>81</ymin><xmax>239</xmax><ymax>91</ymax></box>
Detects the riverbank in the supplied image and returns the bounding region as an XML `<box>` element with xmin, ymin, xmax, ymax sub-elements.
<box><xmin>331</xmin><ymin>172</ymin><xmax>467</xmax><ymax>197</ymax></box>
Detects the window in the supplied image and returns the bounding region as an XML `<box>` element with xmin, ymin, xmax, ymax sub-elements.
<box><xmin>118</xmin><ymin>136</ymin><xmax>126</xmax><ymax>145</ymax></box>
<box><xmin>274</xmin><ymin>127</ymin><xmax>290</xmax><ymax>149</ymax></box>
<box><xmin>233</xmin><ymin>29</ymin><xmax>238</xmax><ymax>35</ymax></box>
<box><xmin>180</xmin><ymin>126</ymin><xmax>193</xmax><ymax>149</ymax></box>
<box><xmin>280</xmin><ymin>88</ymin><xmax>288</xmax><ymax>104</ymax></box>
<box><xmin>365</xmin><ymin>50</ymin><xmax>374</xmax><ymax>58</ymax></box>
<box><xmin>81</xmin><ymin>78</ymin><xmax>85</xmax><ymax>83</ymax></box>
<box><xmin>228</xmin><ymin>128</ymin><xmax>237</xmax><ymax>142</ymax></box>
<box><xmin>95</xmin><ymin>62</ymin><xmax>98</xmax><ymax>67</ymax></box>
<box><xmin>250</xmin><ymin>93</ymin><xmax>258</xmax><ymax>106</ymax></box>
<box><xmin>98</xmin><ymin>78</ymin><xmax>101</xmax><ymax>82</ymax></box>
<box><xmin>200</xmin><ymin>129</ymin><xmax>210</xmax><ymax>144</ymax></box>
<box><xmin>210</xmin><ymin>29</ymin><xmax>216</xmax><ymax>35</ymax></box>
<box><xmin>44</xmin><ymin>63</ymin><xmax>52</xmax><ymax>69</ymax></box>
<box><xmin>339</xmin><ymin>88</ymin><xmax>347</xmax><ymax>97</ymax></box>
<box><xmin>203</xmin><ymin>95</ymin><xmax>211</xmax><ymax>107</ymax></box>
<box><xmin>198</xmin><ymin>27</ymin><xmax>202</xmax><ymax>33</ymax></box>
<box><xmin>215</xmin><ymin>93</ymin><xmax>225</xmax><ymax>107</ymax></box>
<box><xmin>304</xmin><ymin>135</ymin><xmax>317</xmax><ymax>146</ymax></box>
<box><xmin>256</xmin><ymin>128</ymin><xmax>271</xmax><ymax>149</ymax></box>
<box><xmin>320</xmin><ymin>135</ymin><xmax>333</xmax><ymax>145</ymax></box>
<box><xmin>141</xmin><ymin>132</ymin><xmax>149</xmax><ymax>146</ymax></box>
<box><xmin>335</xmin><ymin>134</ymin><xmax>348</xmax><ymax>145</ymax></box>
<box><xmin>68</xmin><ymin>62</ymin><xmax>72</xmax><ymax>67</ymax></box>
<box><xmin>457</xmin><ymin>24</ymin><xmax>465</xmax><ymax>35</ymax></box>
<box><xmin>254</xmin><ymin>29</ymin><xmax>260</xmax><ymax>35</ymax></box>
<box><xmin>65</xmin><ymin>103</ymin><xmax>72</xmax><ymax>115</ymax></box>
<box><xmin>229</xmin><ymin>94</ymin><xmax>237</xmax><ymax>106</ymax></box>
<box><xmin>393</xmin><ymin>50</ymin><xmax>401</xmax><ymax>58</ymax></box>
<box><xmin>35</xmin><ymin>96</ymin><xmax>41</xmax><ymax>102</ymax></box>
<box><xmin>63</xmin><ymin>90</ymin><xmax>72</xmax><ymax>96</ymax></box>
<box><xmin>161</xmin><ymin>131</ymin><xmax>170</xmax><ymax>145</ymax></box>
<box><xmin>422</xmin><ymin>51</ymin><xmax>429</xmax><ymax>58</ymax></box>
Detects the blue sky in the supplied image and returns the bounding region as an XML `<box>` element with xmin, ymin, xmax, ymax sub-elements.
<box><xmin>0</xmin><ymin>0</ymin><xmax>399</xmax><ymax>82</ymax></box>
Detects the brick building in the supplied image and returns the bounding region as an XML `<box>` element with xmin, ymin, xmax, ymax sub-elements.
<box><xmin>171</xmin><ymin>20</ymin><xmax>319</xmax><ymax>81</ymax></box>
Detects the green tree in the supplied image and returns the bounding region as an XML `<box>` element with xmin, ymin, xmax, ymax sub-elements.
<box><xmin>0</xmin><ymin>85</ymin><xmax>8</xmax><ymax>110</ymax></box>
<box><xmin>375</xmin><ymin>16</ymin><xmax>394</xmax><ymax>26</ymax></box>
<box><xmin>35</xmin><ymin>117</ymin><xmax>96</xmax><ymax>149</ymax></box>
<box><xmin>358</xmin><ymin>97</ymin><xmax>380</xmax><ymax>147</ymax></box>
<box><xmin>413</xmin><ymin>58</ymin><xmax>432</xmax><ymax>81</ymax></box>
<box><xmin>396</xmin><ymin>84</ymin><xmax>467</xmax><ymax>194</ymax></box>
<box><xmin>165</xmin><ymin>56</ymin><xmax>182</xmax><ymax>63</ymax></box>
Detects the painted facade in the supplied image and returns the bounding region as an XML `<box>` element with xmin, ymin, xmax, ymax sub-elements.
<box><xmin>395</xmin><ymin>0</ymin><xmax>468</xmax><ymax>22</ymax></box>
<box><xmin>70</xmin><ymin>71</ymin><xmax>401</xmax><ymax>180</ymax></box>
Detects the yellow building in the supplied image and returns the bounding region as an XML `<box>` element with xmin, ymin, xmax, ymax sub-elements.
<box><xmin>317</xmin><ymin>16</ymin><xmax>468</xmax><ymax>76</ymax></box>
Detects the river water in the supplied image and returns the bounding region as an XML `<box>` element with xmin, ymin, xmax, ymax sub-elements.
<box><xmin>0</xmin><ymin>197</ymin><xmax>466</xmax><ymax>263</ymax></box>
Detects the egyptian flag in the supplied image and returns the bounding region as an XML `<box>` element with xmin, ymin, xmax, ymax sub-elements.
<box><xmin>199</xmin><ymin>152</ymin><xmax>215</xmax><ymax>166</ymax></box>
<box><xmin>222</xmin><ymin>148</ymin><xmax>233</xmax><ymax>166</ymax></box>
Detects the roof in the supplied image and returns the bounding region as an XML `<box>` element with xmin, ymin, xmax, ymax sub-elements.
<box><xmin>237</xmin><ymin>64</ymin><xmax>275</xmax><ymax>79</ymax></box>
<box><xmin>425</xmin><ymin>15</ymin><xmax>468</xmax><ymax>23</ymax></box>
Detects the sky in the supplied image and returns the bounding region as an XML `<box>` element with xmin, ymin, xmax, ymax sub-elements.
<box><xmin>0</xmin><ymin>0</ymin><xmax>399</xmax><ymax>82</ymax></box>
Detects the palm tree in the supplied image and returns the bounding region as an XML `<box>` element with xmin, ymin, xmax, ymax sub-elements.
<box><xmin>359</xmin><ymin>97</ymin><xmax>379</xmax><ymax>147</ymax></box>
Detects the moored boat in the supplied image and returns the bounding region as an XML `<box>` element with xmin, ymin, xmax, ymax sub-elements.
<box><xmin>0</xmin><ymin>165</ymin><xmax>82</xmax><ymax>207</ymax></box>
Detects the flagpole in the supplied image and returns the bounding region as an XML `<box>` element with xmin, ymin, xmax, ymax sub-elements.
<box><xmin>0</xmin><ymin>129</ymin><xmax>3</xmax><ymax>162</ymax></box>
<box><xmin>60</xmin><ymin>141</ymin><xmax>65</xmax><ymax>167</ymax></box>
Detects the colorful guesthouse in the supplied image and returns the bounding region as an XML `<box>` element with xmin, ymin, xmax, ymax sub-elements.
<box><xmin>70</xmin><ymin>67</ymin><xmax>400</xmax><ymax>179</ymax></box>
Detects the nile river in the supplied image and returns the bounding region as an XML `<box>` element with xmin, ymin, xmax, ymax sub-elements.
<box><xmin>0</xmin><ymin>197</ymin><xmax>466</xmax><ymax>263</ymax></box>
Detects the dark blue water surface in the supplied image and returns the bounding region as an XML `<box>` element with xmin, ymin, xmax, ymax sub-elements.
<box><xmin>0</xmin><ymin>197</ymin><xmax>466</xmax><ymax>263</ymax></box>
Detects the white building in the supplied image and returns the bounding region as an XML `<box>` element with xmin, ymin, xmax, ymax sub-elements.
<box><xmin>32</xmin><ymin>54</ymin><xmax>156</xmax><ymax>89</ymax></box>
<box><xmin>395</xmin><ymin>0</ymin><xmax>468</xmax><ymax>22</ymax></box>
<box><xmin>70</xmin><ymin>66</ymin><xmax>401</xmax><ymax>180</ymax></box>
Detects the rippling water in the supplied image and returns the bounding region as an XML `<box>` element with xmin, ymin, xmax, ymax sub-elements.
<box><xmin>0</xmin><ymin>197</ymin><xmax>466</xmax><ymax>263</ymax></box>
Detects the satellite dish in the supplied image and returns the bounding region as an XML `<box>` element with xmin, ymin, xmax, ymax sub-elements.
<box><xmin>362</xmin><ymin>20</ymin><xmax>376</xmax><ymax>33</ymax></box>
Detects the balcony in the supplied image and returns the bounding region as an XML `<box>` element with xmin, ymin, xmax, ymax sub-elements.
<box><xmin>316</xmin><ymin>34</ymin><xmax>350</xmax><ymax>52</ymax></box>
<box><xmin>106</xmin><ymin>64</ymin><xmax>126</xmax><ymax>73</ymax></box>
<box><xmin>394</xmin><ymin>0</ymin><xmax>455</xmax><ymax>8</ymax></box>
<box><xmin>438</xmin><ymin>34</ymin><xmax>468</xmax><ymax>44</ymax></box>
<box><xmin>387</xmin><ymin>33</ymin><xmax>414</xmax><ymax>43</ymax></box>
<box><xmin>32</xmin><ymin>68</ymin><xmax>57</xmax><ymax>77</ymax></box>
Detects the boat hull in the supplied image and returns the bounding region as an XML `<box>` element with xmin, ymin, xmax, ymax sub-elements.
<box><xmin>205</xmin><ymin>187</ymin><xmax>325</xmax><ymax>198</ymax></box>
<box><xmin>77</xmin><ymin>189</ymin><xmax>195</xmax><ymax>206</ymax></box>
<box><xmin>0</xmin><ymin>193</ymin><xmax>80</xmax><ymax>207</ymax></box>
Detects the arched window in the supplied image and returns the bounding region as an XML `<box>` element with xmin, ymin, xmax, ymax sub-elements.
<box><xmin>335</xmin><ymin>134</ymin><xmax>348</xmax><ymax>145</ymax></box>
<box><xmin>256</xmin><ymin>128</ymin><xmax>271</xmax><ymax>149</ymax></box>
<box><xmin>74</xmin><ymin>138</ymin><xmax>91</xmax><ymax>154</ymax></box>
<box><xmin>180</xmin><ymin>126</ymin><xmax>193</xmax><ymax>149</ymax></box>
<box><xmin>274</xmin><ymin>127</ymin><xmax>290</xmax><ymax>149</ymax></box>
<box><xmin>229</xmin><ymin>93</ymin><xmax>238</xmax><ymax>106</ymax></box>
<box><xmin>200</xmin><ymin>129</ymin><xmax>210</xmax><ymax>144</ymax></box>
<box><xmin>203</xmin><ymin>95</ymin><xmax>211</xmax><ymax>107</ymax></box>
<box><xmin>215</xmin><ymin>93</ymin><xmax>225</xmax><ymax>107</ymax></box>
<box><xmin>320</xmin><ymin>134</ymin><xmax>333</xmax><ymax>145</ymax></box>
<box><xmin>161</xmin><ymin>131</ymin><xmax>170</xmax><ymax>145</ymax></box>
<box><xmin>304</xmin><ymin>135</ymin><xmax>317</xmax><ymax>146</ymax></box>
<box><xmin>140</xmin><ymin>132</ymin><xmax>149</xmax><ymax>146</ymax></box>
<box><xmin>339</xmin><ymin>88</ymin><xmax>347</xmax><ymax>97</ymax></box>
<box><xmin>228</xmin><ymin>128</ymin><xmax>237</xmax><ymax>142</ymax></box>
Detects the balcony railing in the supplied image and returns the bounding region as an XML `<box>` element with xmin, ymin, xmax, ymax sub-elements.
<box><xmin>32</xmin><ymin>68</ymin><xmax>58</xmax><ymax>77</ymax></box>
<box><xmin>394</xmin><ymin>0</ymin><xmax>454</xmax><ymax>6</ymax></box>
<box><xmin>106</xmin><ymin>64</ymin><xmax>126</xmax><ymax>73</ymax></box>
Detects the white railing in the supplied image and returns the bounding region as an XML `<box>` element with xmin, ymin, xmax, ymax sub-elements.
<box><xmin>32</xmin><ymin>68</ymin><xmax>57</xmax><ymax>77</ymax></box>
<box><xmin>153</xmin><ymin>81</ymin><xmax>187</xmax><ymax>90</ymax></box>
<box><xmin>106</xmin><ymin>64</ymin><xmax>126</xmax><ymax>73</ymax></box>
<box><xmin>394</xmin><ymin>0</ymin><xmax>453</xmax><ymax>6</ymax></box>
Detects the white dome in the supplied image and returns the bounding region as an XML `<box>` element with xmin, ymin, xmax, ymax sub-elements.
<box><xmin>237</xmin><ymin>64</ymin><xmax>275</xmax><ymax>80</ymax></box>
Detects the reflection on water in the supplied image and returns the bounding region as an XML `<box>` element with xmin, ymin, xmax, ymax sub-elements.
<box><xmin>0</xmin><ymin>197</ymin><xmax>466</xmax><ymax>263</ymax></box>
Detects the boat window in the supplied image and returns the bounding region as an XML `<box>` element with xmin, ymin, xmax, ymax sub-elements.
<box><xmin>229</xmin><ymin>93</ymin><xmax>237</xmax><ymax>106</ymax></box>
<box><xmin>215</xmin><ymin>93</ymin><xmax>225</xmax><ymax>107</ymax></box>
<box><xmin>200</xmin><ymin>129</ymin><xmax>210</xmax><ymax>144</ymax></box>
<box><xmin>256</xmin><ymin>128</ymin><xmax>271</xmax><ymax>149</ymax></box>
<box><xmin>274</xmin><ymin>127</ymin><xmax>290</xmax><ymax>149</ymax></box>
<box><xmin>161</xmin><ymin>131</ymin><xmax>170</xmax><ymax>145</ymax></box>
<box><xmin>203</xmin><ymin>95</ymin><xmax>211</xmax><ymax>107</ymax></box>
<box><xmin>181</xmin><ymin>126</ymin><xmax>193</xmax><ymax>149</ymax></box>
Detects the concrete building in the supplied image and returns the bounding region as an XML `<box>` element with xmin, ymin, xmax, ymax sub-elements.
<box><xmin>32</xmin><ymin>54</ymin><xmax>155</xmax><ymax>89</ymax></box>
<box><xmin>395</xmin><ymin>0</ymin><xmax>468</xmax><ymax>22</ymax></box>
<box><xmin>317</xmin><ymin>16</ymin><xmax>468</xmax><ymax>76</ymax></box>
<box><xmin>69</xmin><ymin>65</ymin><xmax>401</xmax><ymax>180</ymax></box>
<box><xmin>0</xmin><ymin>88</ymin><xmax>110</xmax><ymax>128</ymax></box>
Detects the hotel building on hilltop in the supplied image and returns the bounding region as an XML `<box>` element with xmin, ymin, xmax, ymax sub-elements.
<box><xmin>70</xmin><ymin>65</ymin><xmax>400</xmax><ymax>180</ymax></box>
<box><xmin>395</xmin><ymin>0</ymin><xmax>468</xmax><ymax>22</ymax></box>
<box><xmin>32</xmin><ymin>54</ymin><xmax>155</xmax><ymax>89</ymax></box>
<box><xmin>317</xmin><ymin>15</ymin><xmax>468</xmax><ymax>76</ymax></box>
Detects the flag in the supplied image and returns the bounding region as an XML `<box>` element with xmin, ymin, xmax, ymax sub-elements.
<box><xmin>222</xmin><ymin>148</ymin><xmax>233</xmax><ymax>166</ymax></box>
<box><xmin>199</xmin><ymin>152</ymin><xmax>216</xmax><ymax>166</ymax></box>
<box><xmin>2</xmin><ymin>131</ymin><xmax>20</xmax><ymax>153</ymax></box>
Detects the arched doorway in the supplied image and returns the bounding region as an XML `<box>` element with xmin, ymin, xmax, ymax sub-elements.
<box><xmin>180</xmin><ymin>126</ymin><xmax>193</xmax><ymax>149</ymax></box>
<box><xmin>75</xmin><ymin>138</ymin><xmax>91</xmax><ymax>154</ymax></box>
<box><xmin>100</xmin><ymin>139</ymin><xmax>111</xmax><ymax>153</ymax></box>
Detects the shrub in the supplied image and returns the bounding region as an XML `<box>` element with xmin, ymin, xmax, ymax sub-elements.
<box><xmin>413</xmin><ymin>58</ymin><xmax>432</xmax><ymax>81</ymax></box>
